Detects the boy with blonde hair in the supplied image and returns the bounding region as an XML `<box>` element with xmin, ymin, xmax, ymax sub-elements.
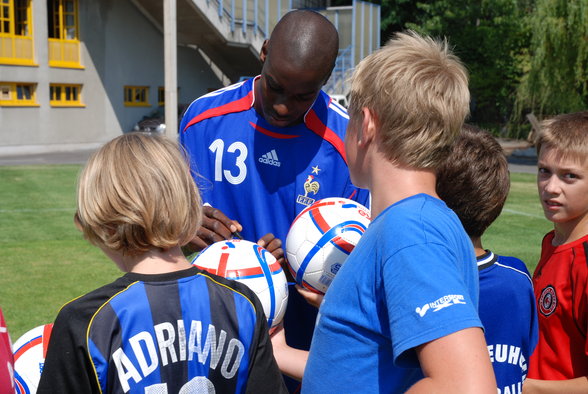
<box><xmin>302</xmin><ymin>31</ymin><xmax>496</xmax><ymax>393</ymax></box>
<box><xmin>38</xmin><ymin>133</ymin><xmax>286</xmax><ymax>393</ymax></box>
<box><xmin>525</xmin><ymin>111</ymin><xmax>588</xmax><ymax>393</ymax></box>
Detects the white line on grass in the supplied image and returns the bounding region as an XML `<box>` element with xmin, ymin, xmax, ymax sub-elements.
<box><xmin>0</xmin><ymin>208</ymin><xmax>74</xmax><ymax>213</ymax></box>
<box><xmin>502</xmin><ymin>208</ymin><xmax>544</xmax><ymax>219</ymax></box>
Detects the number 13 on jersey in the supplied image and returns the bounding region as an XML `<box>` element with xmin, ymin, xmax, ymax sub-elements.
<box><xmin>209</xmin><ymin>139</ymin><xmax>248</xmax><ymax>185</ymax></box>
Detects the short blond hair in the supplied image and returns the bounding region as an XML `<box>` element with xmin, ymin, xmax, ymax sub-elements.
<box><xmin>348</xmin><ymin>31</ymin><xmax>470</xmax><ymax>168</ymax></box>
<box><xmin>536</xmin><ymin>111</ymin><xmax>588</xmax><ymax>161</ymax></box>
<box><xmin>76</xmin><ymin>132</ymin><xmax>202</xmax><ymax>256</ymax></box>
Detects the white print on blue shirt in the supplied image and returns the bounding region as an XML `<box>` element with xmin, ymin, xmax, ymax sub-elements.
<box><xmin>112</xmin><ymin>320</ymin><xmax>244</xmax><ymax>392</ymax></box>
<box><xmin>415</xmin><ymin>294</ymin><xmax>466</xmax><ymax>317</ymax></box>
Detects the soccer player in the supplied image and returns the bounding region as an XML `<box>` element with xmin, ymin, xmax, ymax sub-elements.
<box><xmin>436</xmin><ymin>124</ymin><xmax>539</xmax><ymax>392</ymax></box>
<box><xmin>179</xmin><ymin>8</ymin><xmax>369</xmax><ymax>372</ymax></box>
<box><xmin>302</xmin><ymin>31</ymin><xmax>497</xmax><ymax>392</ymax></box>
<box><xmin>524</xmin><ymin>111</ymin><xmax>588</xmax><ymax>393</ymax></box>
<box><xmin>37</xmin><ymin>133</ymin><xmax>287</xmax><ymax>393</ymax></box>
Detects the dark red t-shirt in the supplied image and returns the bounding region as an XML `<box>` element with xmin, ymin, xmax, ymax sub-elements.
<box><xmin>528</xmin><ymin>231</ymin><xmax>588</xmax><ymax>379</ymax></box>
<box><xmin>0</xmin><ymin>308</ymin><xmax>15</xmax><ymax>393</ymax></box>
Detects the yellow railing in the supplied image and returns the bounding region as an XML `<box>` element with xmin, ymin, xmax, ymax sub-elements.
<box><xmin>48</xmin><ymin>38</ymin><xmax>83</xmax><ymax>68</ymax></box>
<box><xmin>0</xmin><ymin>35</ymin><xmax>35</xmax><ymax>65</ymax></box>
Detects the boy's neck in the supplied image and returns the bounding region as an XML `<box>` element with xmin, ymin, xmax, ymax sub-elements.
<box><xmin>113</xmin><ymin>245</ymin><xmax>193</xmax><ymax>274</ymax></box>
<box><xmin>470</xmin><ymin>236</ymin><xmax>486</xmax><ymax>257</ymax></box>
<box><xmin>553</xmin><ymin>213</ymin><xmax>588</xmax><ymax>245</ymax></box>
<box><xmin>369</xmin><ymin>161</ymin><xmax>438</xmax><ymax>218</ymax></box>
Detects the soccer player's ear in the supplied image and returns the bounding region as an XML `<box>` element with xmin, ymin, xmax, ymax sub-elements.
<box><xmin>260</xmin><ymin>40</ymin><xmax>269</xmax><ymax>63</ymax></box>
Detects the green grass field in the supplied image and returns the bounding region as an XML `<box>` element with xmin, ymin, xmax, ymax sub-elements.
<box><xmin>0</xmin><ymin>165</ymin><xmax>551</xmax><ymax>340</ymax></box>
<box><xmin>483</xmin><ymin>172</ymin><xmax>552</xmax><ymax>271</ymax></box>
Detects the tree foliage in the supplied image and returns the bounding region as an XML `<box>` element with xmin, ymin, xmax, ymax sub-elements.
<box><xmin>515</xmin><ymin>0</ymin><xmax>588</xmax><ymax>118</ymax></box>
<box><xmin>380</xmin><ymin>0</ymin><xmax>533</xmax><ymax>130</ymax></box>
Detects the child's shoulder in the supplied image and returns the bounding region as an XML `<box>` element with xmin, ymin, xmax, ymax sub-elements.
<box><xmin>479</xmin><ymin>253</ymin><xmax>535</xmax><ymax>303</ymax></box>
<box><xmin>495</xmin><ymin>255</ymin><xmax>532</xmax><ymax>277</ymax></box>
<box><xmin>55</xmin><ymin>275</ymin><xmax>133</xmax><ymax>324</ymax></box>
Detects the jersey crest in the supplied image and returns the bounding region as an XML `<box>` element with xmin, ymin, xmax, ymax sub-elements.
<box><xmin>297</xmin><ymin>173</ymin><xmax>321</xmax><ymax>206</ymax></box>
<box><xmin>538</xmin><ymin>285</ymin><xmax>557</xmax><ymax>316</ymax></box>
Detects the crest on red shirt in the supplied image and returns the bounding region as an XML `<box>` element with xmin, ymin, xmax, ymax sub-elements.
<box><xmin>538</xmin><ymin>285</ymin><xmax>557</xmax><ymax>316</ymax></box>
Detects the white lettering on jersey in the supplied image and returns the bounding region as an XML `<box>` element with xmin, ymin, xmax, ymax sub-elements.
<box><xmin>221</xmin><ymin>338</ymin><xmax>245</xmax><ymax>379</ymax></box>
<box><xmin>415</xmin><ymin>294</ymin><xmax>466</xmax><ymax>317</ymax></box>
<box><xmin>258</xmin><ymin>149</ymin><xmax>281</xmax><ymax>167</ymax></box>
<box><xmin>128</xmin><ymin>331</ymin><xmax>158</xmax><ymax>377</ymax></box>
<box><xmin>155</xmin><ymin>322</ymin><xmax>178</xmax><ymax>366</ymax></box>
<box><xmin>497</xmin><ymin>380</ymin><xmax>524</xmax><ymax>394</ymax></box>
<box><xmin>113</xmin><ymin>347</ymin><xmax>142</xmax><ymax>392</ymax></box>
<box><xmin>487</xmin><ymin>344</ymin><xmax>527</xmax><ymax>370</ymax></box>
<box><xmin>112</xmin><ymin>320</ymin><xmax>245</xmax><ymax>392</ymax></box>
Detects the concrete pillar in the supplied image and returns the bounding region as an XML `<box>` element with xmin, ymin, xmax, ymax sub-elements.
<box><xmin>163</xmin><ymin>0</ymin><xmax>178</xmax><ymax>136</ymax></box>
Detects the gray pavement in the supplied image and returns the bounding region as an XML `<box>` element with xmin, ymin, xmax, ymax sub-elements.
<box><xmin>0</xmin><ymin>149</ymin><xmax>96</xmax><ymax>166</ymax></box>
<box><xmin>0</xmin><ymin>141</ymin><xmax>538</xmax><ymax>173</ymax></box>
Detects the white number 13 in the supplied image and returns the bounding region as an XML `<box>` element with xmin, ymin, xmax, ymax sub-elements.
<box><xmin>209</xmin><ymin>139</ymin><xmax>248</xmax><ymax>185</ymax></box>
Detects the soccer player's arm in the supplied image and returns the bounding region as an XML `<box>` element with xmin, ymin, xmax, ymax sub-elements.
<box><xmin>37</xmin><ymin>305</ymin><xmax>97</xmax><ymax>393</ymax></box>
<box><xmin>245</xmin><ymin>295</ymin><xmax>288</xmax><ymax>394</ymax></box>
<box><xmin>407</xmin><ymin>327</ymin><xmax>497</xmax><ymax>393</ymax></box>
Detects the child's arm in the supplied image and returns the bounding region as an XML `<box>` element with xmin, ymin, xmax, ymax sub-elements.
<box><xmin>296</xmin><ymin>285</ymin><xmax>324</xmax><ymax>308</ymax></box>
<box><xmin>270</xmin><ymin>324</ymin><xmax>309</xmax><ymax>381</ymax></box>
<box><xmin>523</xmin><ymin>376</ymin><xmax>588</xmax><ymax>393</ymax></box>
<box><xmin>407</xmin><ymin>327</ymin><xmax>497</xmax><ymax>393</ymax></box>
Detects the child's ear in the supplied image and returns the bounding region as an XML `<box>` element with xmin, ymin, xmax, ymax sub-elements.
<box><xmin>360</xmin><ymin>107</ymin><xmax>377</xmax><ymax>144</ymax></box>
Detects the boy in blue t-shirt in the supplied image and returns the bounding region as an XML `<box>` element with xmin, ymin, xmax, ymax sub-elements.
<box><xmin>436</xmin><ymin>124</ymin><xmax>539</xmax><ymax>393</ymax></box>
<box><xmin>302</xmin><ymin>32</ymin><xmax>497</xmax><ymax>393</ymax></box>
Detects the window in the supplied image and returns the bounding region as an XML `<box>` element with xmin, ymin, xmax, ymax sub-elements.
<box><xmin>0</xmin><ymin>0</ymin><xmax>35</xmax><ymax>65</ymax></box>
<box><xmin>49</xmin><ymin>83</ymin><xmax>83</xmax><ymax>106</ymax></box>
<box><xmin>124</xmin><ymin>86</ymin><xmax>150</xmax><ymax>107</ymax></box>
<box><xmin>157</xmin><ymin>86</ymin><xmax>180</xmax><ymax>106</ymax></box>
<box><xmin>158</xmin><ymin>86</ymin><xmax>164</xmax><ymax>106</ymax></box>
<box><xmin>0</xmin><ymin>82</ymin><xmax>38</xmax><ymax>106</ymax></box>
<box><xmin>47</xmin><ymin>0</ymin><xmax>81</xmax><ymax>68</ymax></box>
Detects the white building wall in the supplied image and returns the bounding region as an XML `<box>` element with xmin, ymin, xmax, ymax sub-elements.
<box><xmin>0</xmin><ymin>0</ymin><xmax>222</xmax><ymax>154</ymax></box>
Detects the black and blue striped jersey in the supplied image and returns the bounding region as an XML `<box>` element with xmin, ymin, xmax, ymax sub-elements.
<box><xmin>38</xmin><ymin>267</ymin><xmax>286</xmax><ymax>393</ymax></box>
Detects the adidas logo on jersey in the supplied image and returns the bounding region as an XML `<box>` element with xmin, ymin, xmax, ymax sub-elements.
<box><xmin>258</xmin><ymin>150</ymin><xmax>281</xmax><ymax>167</ymax></box>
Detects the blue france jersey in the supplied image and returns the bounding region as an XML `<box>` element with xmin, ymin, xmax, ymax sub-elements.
<box><xmin>179</xmin><ymin>77</ymin><xmax>369</xmax><ymax>245</ymax></box>
<box><xmin>478</xmin><ymin>252</ymin><xmax>539</xmax><ymax>393</ymax></box>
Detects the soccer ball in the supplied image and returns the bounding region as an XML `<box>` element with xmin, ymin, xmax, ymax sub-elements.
<box><xmin>13</xmin><ymin>323</ymin><xmax>53</xmax><ymax>394</ymax></box>
<box><xmin>191</xmin><ymin>239</ymin><xmax>289</xmax><ymax>328</ymax></box>
<box><xmin>286</xmin><ymin>197</ymin><xmax>371</xmax><ymax>294</ymax></box>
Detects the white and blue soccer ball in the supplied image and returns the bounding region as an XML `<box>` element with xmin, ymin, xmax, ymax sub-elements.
<box><xmin>13</xmin><ymin>323</ymin><xmax>53</xmax><ymax>394</ymax></box>
<box><xmin>191</xmin><ymin>239</ymin><xmax>289</xmax><ymax>328</ymax></box>
<box><xmin>286</xmin><ymin>197</ymin><xmax>371</xmax><ymax>294</ymax></box>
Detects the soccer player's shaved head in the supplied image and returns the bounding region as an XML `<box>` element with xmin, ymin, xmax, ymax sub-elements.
<box><xmin>267</xmin><ymin>10</ymin><xmax>339</xmax><ymax>80</ymax></box>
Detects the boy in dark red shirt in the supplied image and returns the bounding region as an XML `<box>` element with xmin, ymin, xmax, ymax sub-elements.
<box><xmin>525</xmin><ymin>111</ymin><xmax>588</xmax><ymax>393</ymax></box>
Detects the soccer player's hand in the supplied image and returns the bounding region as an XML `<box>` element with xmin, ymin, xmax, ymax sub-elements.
<box><xmin>257</xmin><ymin>233</ymin><xmax>285</xmax><ymax>267</ymax></box>
<box><xmin>186</xmin><ymin>205</ymin><xmax>242</xmax><ymax>252</ymax></box>
<box><xmin>296</xmin><ymin>285</ymin><xmax>324</xmax><ymax>309</ymax></box>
